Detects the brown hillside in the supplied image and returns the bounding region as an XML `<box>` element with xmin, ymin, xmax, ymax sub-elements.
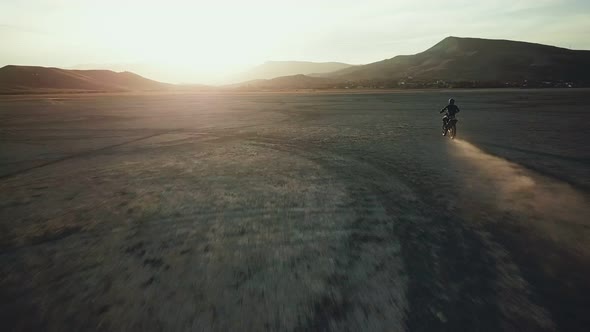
<box><xmin>0</xmin><ymin>65</ymin><xmax>171</xmax><ymax>93</ymax></box>
<box><xmin>327</xmin><ymin>37</ymin><xmax>590</xmax><ymax>82</ymax></box>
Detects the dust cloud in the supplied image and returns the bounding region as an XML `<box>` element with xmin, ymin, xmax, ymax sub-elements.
<box><xmin>449</xmin><ymin>139</ymin><xmax>590</xmax><ymax>255</ymax></box>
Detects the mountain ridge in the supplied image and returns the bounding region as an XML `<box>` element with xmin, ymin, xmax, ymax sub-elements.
<box><xmin>3</xmin><ymin>37</ymin><xmax>590</xmax><ymax>93</ymax></box>
<box><xmin>232</xmin><ymin>61</ymin><xmax>354</xmax><ymax>82</ymax></box>
<box><xmin>324</xmin><ymin>36</ymin><xmax>590</xmax><ymax>83</ymax></box>
<box><xmin>0</xmin><ymin>65</ymin><xmax>172</xmax><ymax>93</ymax></box>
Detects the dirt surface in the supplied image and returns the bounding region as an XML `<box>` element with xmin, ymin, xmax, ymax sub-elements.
<box><xmin>1</xmin><ymin>89</ymin><xmax>589</xmax><ymax>331</ymax></box>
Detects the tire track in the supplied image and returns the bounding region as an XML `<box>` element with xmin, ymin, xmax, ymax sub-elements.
<box><xmin>250</xmin><ymin>134</ymin><xmax>554</xmax><ymax>331</ymax></box>
<box><xmin>248</xmin><ymin>137</ymin><xmax>409</xmax><ymax>331</ymax></box>
<box><xmin>0</xmin><ymin>130</ymin><xmax>177</xmax><ymax>181</ymax></box>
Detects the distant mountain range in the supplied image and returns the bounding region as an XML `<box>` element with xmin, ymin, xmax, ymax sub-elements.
<box><xmin>2</xmin><ymin>37</ymin><xmax>590</xmax><ymax>93</ymax></box>
<box><xmin>0</xmin><ymin>65</ymin><xmax>172</xmax><ymax>93</ymax></box>
<box><xmin>232</xmin><ymin>61</ymin><xmax>354</xmax><ymax>82</ymax></box>
<box><xmin>230</xmin><ymin>74</ymin><xmax>341</xmax><ymax>90</ymax></box>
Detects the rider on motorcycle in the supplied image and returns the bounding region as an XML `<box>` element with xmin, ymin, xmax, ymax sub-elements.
<box><xmin>440</xmin><ymin>98</ymin><xmax>460</xmax><ymax>135</ymax></box>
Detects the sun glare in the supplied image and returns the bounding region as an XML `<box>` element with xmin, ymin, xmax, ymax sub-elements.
<box><xmin>76</xmin><ymin>1</ymin><xmax>299</xmax><ymax>74</ymax></box>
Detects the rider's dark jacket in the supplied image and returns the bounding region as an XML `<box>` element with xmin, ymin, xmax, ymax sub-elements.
<box><xmin>440</xmin><ymin>104</ymin><xmax>460</xmax><ymax>117</ymax></box>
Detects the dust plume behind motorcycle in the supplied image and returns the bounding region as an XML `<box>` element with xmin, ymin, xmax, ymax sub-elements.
<box><xmin>448</xmin><ymin>139</ymin><xmax>590</xmax><ymax>257</ymax></box>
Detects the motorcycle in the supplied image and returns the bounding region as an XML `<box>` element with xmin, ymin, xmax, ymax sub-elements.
<box><xmin>442</xmin><ymin>114</ymin><xmax>458</xmax><ymax>139</ymax></box>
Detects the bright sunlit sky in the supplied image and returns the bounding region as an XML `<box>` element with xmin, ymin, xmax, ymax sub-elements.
<box><xmin>1</xmin><ymin>0</ymin><xmax>589</xmax><ymax>84</ymax></box>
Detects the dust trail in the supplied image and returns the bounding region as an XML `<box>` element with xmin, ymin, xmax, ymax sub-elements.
<box><xmin>449</xmin><ymin>139</ymin><xmax>590</xmax><ymax>256</ymax></box>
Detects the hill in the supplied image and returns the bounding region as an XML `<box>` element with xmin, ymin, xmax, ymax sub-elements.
<box><xmin>0</xmin><ymin>65</ymin><xmax>172</xmax><ymax>93</ymax></box>
<box><xmin>233</xmin><ymin>61</ymin><xmax>354</xmax><ymax>82</ymax></box>
<box><xmin>326</xmin><ymin>37</ymin><xmax>590</xmax><ymax>84</ymax></box>
<box><xmin>230</xmin><ymin>74</ymin><xmax>343</xmax><ymax>90</ymax></box>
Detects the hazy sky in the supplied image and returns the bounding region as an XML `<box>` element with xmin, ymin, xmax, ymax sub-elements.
<box><xmin>1</xmin><ymin>0</ymin><xmax>589</xmax><ymax>84</ymax></box>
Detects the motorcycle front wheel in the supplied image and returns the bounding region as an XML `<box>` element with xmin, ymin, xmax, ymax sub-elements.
<box><xmin>449</xmin><ymin>124</ymin><xmax>457</xmax><ymax>139</ymax></box>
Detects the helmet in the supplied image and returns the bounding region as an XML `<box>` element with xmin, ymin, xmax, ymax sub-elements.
<box><xmin>449</xmin><ymin>98</ymin><xmax>455</xmax><ymax>105</ymax></box>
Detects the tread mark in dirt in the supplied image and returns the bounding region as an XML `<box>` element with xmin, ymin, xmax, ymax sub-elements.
<box><xmin>0</xmin><ymin>129</ymin><xmax>177</xmax><ymax>180</ymax></box>
<box><xmin>251</xmin><ymin>136</ymin><xmax>506</xmax><ymax>332</ymax></box>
